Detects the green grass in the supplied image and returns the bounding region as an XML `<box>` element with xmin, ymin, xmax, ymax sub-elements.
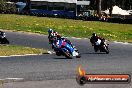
<box><xmin>0</xmin><ymin>45</ymin><xmax>48</xmax><ymax>56</ymax></box>
<box><xmin>0</xmin><ymin>14</ymin><xmax>132</xmax><ymax>42</ymax></box>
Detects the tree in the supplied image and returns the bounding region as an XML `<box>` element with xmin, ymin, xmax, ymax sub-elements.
<box><xmin>0</xmin><ymin>0</ymin><xmax>6</xmax><ymax>13</ymax></box>
<box><xmin>0</xmin><ymin>0</ymin><xmax>17</xmax><ymax>13</ymax></box>
<box><xmin>98</xmin><ymin>0</ymin><xmax>101</xmax><ymax>16</ymax></box>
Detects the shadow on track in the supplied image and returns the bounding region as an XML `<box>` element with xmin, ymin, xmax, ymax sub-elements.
<box><xmin>54</xmin><ymin>57</ymin><xmax>72</xmax><ymax>59</ymax></box>
<box><xmin>81</xmin><ymin>52</ymin><xmax>108</xmax><ymax>55</ymax></box>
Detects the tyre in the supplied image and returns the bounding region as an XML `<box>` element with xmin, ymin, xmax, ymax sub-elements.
<box><xmin>94</xmin><ymin>46</ymin><xmax>98</xmax><ymax>52</ymax></box>
<box><xmin>56</xmin><ymin>51</ymin><xmax>61</xmax><ymax>56</ymax></box>
<box><xmin>4</xmin><ymin>38</ymin><xmax>9</xmax><ymax>44</ymax></box>
<box><xmin>76</xmin><ymin>54</ymin><xmax>81</xmax><ymax>58</ymax></box>
<box><xmin>63</xmin><ymin>49</ymin><xmax>73</xmax><ymax>59</ymax></box>
<box><xmin>76</xmin><ymin>52</ymin><xmax>81</xmax><ymax>58</ymax></box>
<box><xmin>0</xmin><ymin>38</ymin><xmax>9</xmax><ymax>44</ymax></box>
<box><xmin>105</xmin><ymin>48</ymin><xmax>109</xmax><ymax>54</ymax></box>
<box><xmin>74</xmin><ymin>49</ymin><xmax>81</xmax><ymax>58</ymax></box>
<box><xmin>103</xmin><ymin>45</ymin><xmax>109</xmax><ymax>54</ymax></box>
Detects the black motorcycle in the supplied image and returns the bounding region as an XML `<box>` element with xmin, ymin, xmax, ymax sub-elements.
<box><xmin>0</xmin><ymin>31</ymin><xmax>9</xmax><ymax>44</ymax></box>
<box><xmin>94</xmin><ymin>39</ymin><xmax>109</xmax><ymax>54</ymax></box>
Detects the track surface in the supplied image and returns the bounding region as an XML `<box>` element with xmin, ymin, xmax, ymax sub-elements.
<box><xmin>0</xmin><ymin>31</ymin><xmax>132</xmax><ymax>88</ymax></box>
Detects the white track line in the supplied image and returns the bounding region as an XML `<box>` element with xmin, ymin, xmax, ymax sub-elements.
<box><xmin>114</xmin><ymin>41</ymin><xmax>132</xmax><ymax>45</ymax></box>
<box><xmin>0</xmin><ymin>78</ymin><xmax>24</xmax><ymax>83</ymax></box>
<box><xmin>0</xmin><ymin>54</ymin><xmax>42</xmax><ymax>58</ymax></box>
<box><xmin>71</xmin><ymin>37</ymin><xmax>82</xmax><ymax>40</ymax></box>
<box><xmin>4</xmin><ymin>78</ymin><xmax>24</xmax><ymax>80</ymax></box>
<box><xmin>0</xmin><ymin>51</ymin><xmax>55</xmax><ymax>57</ymax></box>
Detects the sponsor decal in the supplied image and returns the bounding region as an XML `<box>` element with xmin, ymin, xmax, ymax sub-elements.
<box><xmin>76</xmin><ymin>66</ymin><xmax>131</xmax><ymax>85</ymax></box>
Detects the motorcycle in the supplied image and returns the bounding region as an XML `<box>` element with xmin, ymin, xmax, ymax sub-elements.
<box><xmin>53</xmin><ymin>39</ymin><xmax>81</xmax><ymax>59</ymax></box>
<box><xmin>93</xmin><ymin>39</ymin><xmax>109</xmax><ymax>54</ymax></box>
<box><xmin>0</xmin><ymin>31</ymin><xmax>9</xmax><ymax>44</ymax></box>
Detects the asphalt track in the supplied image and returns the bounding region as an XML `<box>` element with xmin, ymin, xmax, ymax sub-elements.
<box><xmin>0</xmin><ymin>31</ymin><xmax>132</xmax><ymax>88</ymax></box>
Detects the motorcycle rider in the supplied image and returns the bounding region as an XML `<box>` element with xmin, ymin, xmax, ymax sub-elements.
<box><xmin>0</xmin><ymin>31</ymin><xmax>5</xmax><ymax>38</ymax></box>
<box><xmin>48</xmin><ymin>29</ymin><xmax>60</xmax><ymax>44</ymax></box>
<box><xmin>0</xmin><ymin>31</ymin><xmax>3</xmax><ymax>42</ymax></box>
<box><xmin>47</xmin><ymin>29</ymin><xmax>80</xmax><ymax>57</ymax></box>
<box><xmin>56</xmin><ymin>34</ymin><xmax>74</xmax><ymax>48</ymax></box>
<box><xmin>48</xmin><ymin>29</ymin><xmax>54</xmax><ymax>43</ymax></box>
<box><xmin>90</xmin><ymin>33</ymin><xmax>105</xmax><ymax>51</ymax></box>
<box><xmin>48</xmin><ymin>29</ymin><xmax>53</xmax><ymax>37</ymax></box>
<box><xmin>48</xmin><ymin>29</ymin><xmax>58</xmax><ymax>49</ymax></box>
<box><xmin>48</xmin><ymin>29</ymin><xmax>74</xmax><ymax>49</ymax></box>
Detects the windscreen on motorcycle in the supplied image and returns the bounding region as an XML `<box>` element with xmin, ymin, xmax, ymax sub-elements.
<box><xmin>95</xmin><ymin>39</ymin><xmax>101</xmax><ymax>45</ymax></box>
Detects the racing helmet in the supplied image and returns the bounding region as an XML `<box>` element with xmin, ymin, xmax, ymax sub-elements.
<box><xmin>92</xmin><ymin>33</ymin><xmax>97</xmax><ymax>37</ymax></box>
<box><xmin>48</xmin><ymin>28</ymin><xmax>53</xmax><ymax>34</ymax></box>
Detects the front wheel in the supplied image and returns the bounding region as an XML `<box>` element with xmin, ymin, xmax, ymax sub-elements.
<box><xmin>103</xmin><ymin>45</ymin><xmax>109</xmax><ymax>54</ymax></box>
<box><xmin>76</xmin><ymin>54</ymin><xmax>81</xmax><ymax>58</ymax></box>
<box><xmin>75</xmin><ymin>50</ymin><xmax>81</xmax><ymax>58</ymax></box>
<box><xmin>0</xmin><ymin>38</ymin><xmax>9</xmax><ymax>44</ymax></box>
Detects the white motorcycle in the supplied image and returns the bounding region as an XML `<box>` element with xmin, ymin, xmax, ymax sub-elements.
<box><xmin>94</xmin><ymin>39</ymin><xmax>109</xmax><ymax>54</ymax></box>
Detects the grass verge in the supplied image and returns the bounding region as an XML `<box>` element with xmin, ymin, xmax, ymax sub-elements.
<box><xmin>0</xmin><ymin>80</ymin><xmax>4</xmax><ymax>85</ymax></box>
<box><xmin>0</xmin><ymin>14</ymin><xmax>132</xmax><ymax>42</ymax></box>
<box><xmin>0</xmin><ymin>45</ymin><xmax>48</xmax><ymax>56</ymax></box>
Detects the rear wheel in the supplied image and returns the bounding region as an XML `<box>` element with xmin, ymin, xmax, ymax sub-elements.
<box><xmin>94</xmin><ymin>46</ymin><xmax>98</xmax><ymax>52</ymax></box>
<box><xmin>4</xmin><ymin>38</ymin><xmax>9</xmax><ymax>44</ymax></box>
<box><xmin>56</xmin><ymin>51</ymin><xmax>61</xmax><ymax>56</ymax></box>
<box><xmin>0</xmin><ymin>38</ymin><xmax>9</xmax><ymax>44</ymax></box>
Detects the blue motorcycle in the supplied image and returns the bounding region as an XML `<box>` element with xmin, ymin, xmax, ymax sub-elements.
<box><xmin>53</xmin><ymin>39</ymin><xmax>81</xmax><ymax>59</ymax></box>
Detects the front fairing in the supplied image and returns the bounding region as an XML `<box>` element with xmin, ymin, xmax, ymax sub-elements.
<box><xmin>57</xmin><ymin>39</ymin><xmax>78</xmax><ymax>56</ymax></box>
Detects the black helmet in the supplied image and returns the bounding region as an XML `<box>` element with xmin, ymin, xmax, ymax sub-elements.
<box><xmin>92</xmin><ymin>33</ymin><xmax>97</xmax><ymax>36</ymax></box>
<box><xmin>56</xmin><ymin>35</ymin><xmax>61</xmax><ymax>40</ymax></box>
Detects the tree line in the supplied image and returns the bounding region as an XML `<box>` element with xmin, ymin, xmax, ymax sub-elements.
<box><xmin>0</xmin><ymin>0</ymin><xmax>16</xmax><ymax>13</ymax></box>
<box><xmin>90</xmin><ymin>0</ymin><xmax>132</xmax><ymax>16</ymax></box>
<box><xmin>90</xmin><ymin>0</ymin><xmax>132</xmax><ymax>10</ymax></box>
<box><xmin>0</xmin><ymin>0</ymin><xmax>132</xmax><ymax>14</ymax></box>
